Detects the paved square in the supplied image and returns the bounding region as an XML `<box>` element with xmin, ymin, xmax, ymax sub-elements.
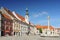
<box><xmin>0</xmin><ymin>35</ymin><xmax>60</xmax><ymax>40</ymax></box>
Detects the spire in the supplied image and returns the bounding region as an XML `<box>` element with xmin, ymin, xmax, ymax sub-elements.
<box><xmin>26</xmin><ymin>8</ymin><xmax>29</xmax><ymax>15</ymax></box>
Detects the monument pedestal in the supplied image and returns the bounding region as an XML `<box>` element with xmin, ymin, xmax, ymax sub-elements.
<box><xmin>41</xmin><ymin>16</ymin><xmax>59</xmax><ymax>37</ymax></box>
<box><xmin>46</xmin><ymin>29</ymin><xmax>51</xmax><ymax>36</ymax></box>
<box><xmin>41</xmin><ymin>29</ymin><xmax>59</xmax><ymax>37</ymax></box>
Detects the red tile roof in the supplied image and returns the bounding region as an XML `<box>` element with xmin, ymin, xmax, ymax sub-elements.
<box><xmin>2</xmin><ymin>7</ymin><xmax>34</xmax><ymax>25</ymax></box>
<box><xmin>2</xmin><ymin>14</ymin><xmax>11</xmax><ymax>20</ymax></box>
<box><xmin>16</xmin><ymin>13</ymin><xmax>25</xmax><ymax>22</ymax></box>
<box><xmin>2</xmin><ymin>7</ymin><xmax>25</xmax><ymax>22</ymax></box>
<box><xmin>3</xmin><ymin>7</ymin><xmax>15</xmax><ymax>17</ymax></box>
<box><xmin>55</xmin><ymin>28</ymin><xmax>60</xmax><ymax>30</ymax></box>
<box><xmin>36</xmin><ymin>25</ymin><xmax>54</xmax><ymax>30</ymax></box>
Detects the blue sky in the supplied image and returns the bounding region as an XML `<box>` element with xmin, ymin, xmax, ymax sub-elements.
<box><xmin>0</xmin><ymin>0</ymin><xmax>60</xmax><ymax>28</ymax></box>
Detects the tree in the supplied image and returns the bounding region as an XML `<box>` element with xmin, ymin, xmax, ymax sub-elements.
<box><xmin>38</xmin><ymin>28</ymin><xmax>42</xmax><ymax>33</ymax></box>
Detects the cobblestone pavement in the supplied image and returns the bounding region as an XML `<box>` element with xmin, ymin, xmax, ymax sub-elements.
<box><xmin>0</xmin><ymin>35</ymin><xmax>60</xmax><ymax>40</ymax></box>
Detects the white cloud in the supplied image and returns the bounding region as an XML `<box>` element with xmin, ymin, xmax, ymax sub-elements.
<box><xmin>33</xmin><ymin>11</ymin><xmax>48</xmax><ymax>18</ymax></box>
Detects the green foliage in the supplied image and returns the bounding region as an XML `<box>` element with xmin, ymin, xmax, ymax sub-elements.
<box><xmin>38</xmin><ymin>28</ymin><xmax>42</xmax><ymax>33</ymax></box>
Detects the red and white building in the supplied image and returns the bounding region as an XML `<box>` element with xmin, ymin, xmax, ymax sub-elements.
<box><xmin>0</xmin><ymin>7</ymin><xmax>35</xmax><ymax>36</ymax></box>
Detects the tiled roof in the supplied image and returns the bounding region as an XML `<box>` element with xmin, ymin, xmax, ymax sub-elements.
<box><xmin>36</xmin><ymin>25</ymin><xmax>54</xmax><ymax>30</ymax></box>
<box><xmin>1</xmin><ymin>7</ymin><xmax>34</xmax><ymax>26</ymax></box>
<box><xmin>16</xmin><ymin>13</ymin><xmax>25</xmax><ymax>22</ymax></box>
<box><xmin>2</xmin><ymin>14</ymin><xmax>12</xmax><ymax>20</ymax></box>
<box><xmin>3</xmin><ymin>7</ymin><xmax>15</xmax><ymax>17</ymax></box>
<box><xmin>55</xmin><ymin>28</ymin><xmax>60</xmax><ymax>30</ymax></box>
<box><xmin>2</xmin><ymin>7</ymin><xmax>26</xmax><ymax>22</ymax></box>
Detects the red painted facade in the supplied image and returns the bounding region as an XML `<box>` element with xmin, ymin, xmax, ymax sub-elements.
<box><xmin>1</xmin><ymin>14</ymin><xmax>13</xmax><ymax>36</ymax></box>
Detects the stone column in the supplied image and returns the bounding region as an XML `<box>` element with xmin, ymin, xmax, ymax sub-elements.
<box><xmin>48</xmin><ymin>16</ymin><xmax>50</xmax><ymax>30</ymax></box>
<box><xmin>47</xmin><ymin>16</ymin><xmax>50</xmax><ymax>35</ymax></box>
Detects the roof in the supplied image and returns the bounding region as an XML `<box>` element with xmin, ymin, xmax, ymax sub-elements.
<box><xmin>0</xmin><ymin>10</ymin><xmax>11</xmax><ymax>20</ymax></box>
<box><xmin>2</xmin><ymin>14</ymin><xmax>12</xmax><ymax>20</ymax></box>
<box><xmin>36</xmin><ymin>25</ymin><xmax>54</xmax><ymax>30</ymax></box>
<box><xmin>3</xmin><ymin>7</ymin><xmax>15</xmax><ymax>17</ymax></box>
<box><xmin>55</xmin><ymin>28</ymin><xmax>60</xmax><ymax>30</ymax></box>
<box><xmin>2</xmin><ymin>7</ymin><xmax>26</xmax><ymax>22</ymax></box>
<box><xmin>1</xmin><ymin>7</ymin><xmax>34</xmax><ymax>26</ymax></box>
<box><xmin>16</xmin><ymin>13</ymin><xmax>25</xmax><ymax>22</ymax></box>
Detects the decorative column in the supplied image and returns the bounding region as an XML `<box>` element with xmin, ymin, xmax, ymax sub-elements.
<box><xmin>48</xmin><ymin>16</ymin><xmax>50</xmax><ymax>30</ymax></box>
<box><xmin>47</xmin><ymin>16</ymin><xmax>50</xmax><ymax>36</ymax></box>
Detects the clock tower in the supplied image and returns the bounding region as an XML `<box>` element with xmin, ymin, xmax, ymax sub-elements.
<box><xmin>25</xmin><ymin>8</ymin><xmax>29</xmax><ymax>24</ymax></box>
